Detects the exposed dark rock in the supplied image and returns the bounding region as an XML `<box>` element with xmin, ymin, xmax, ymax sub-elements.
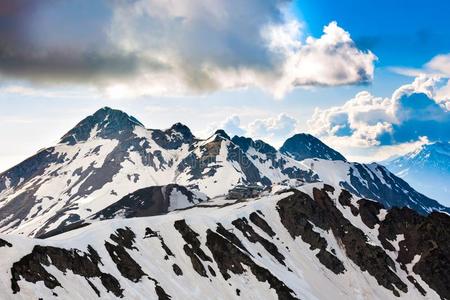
<box><xmin>110</xmin><ymin>227</ymin><xmax>138</xmax><ymax>250</ymax></box>
<box><xmin>11</xmin><ymin>245</ymin><xmax>123</xmax><ymax>297</ymax></box>
<box><xmin>357</xmin><ymin>199</ymin><xmax>383</xmax><ymax>229</ymax></box>
<box><xmin>172</xmin><ymin>264</ymin><xmax>183</xmax><ymax>276</ymax></box>
<box><xmin>152</xmin><ymin>122</ymin><xmax>195</xmax><ymax>150</ymax></box>
<box><xmin>278</xmin><ymin>187</ymin><xmax>408</xmax><ymax>296</ymax></box>
<box><xmin>205</xmin><ymin>229</ymin><xmax>298</xmax><ymax>300</ymax></box>
<box><xmin>158</xmin><ymin>236</ymin><xmax>174</xmax><ymax>258</ymax></box>
<box><xmin>280</xmin><ymin>133</ymin><xmax>347</xmax><ymax>161</ymax></box>
<box><xmin>154</xmin><ymin>284</ymin><xmax>172</xmax><ymax>300</ymax></box>
<box><xmin>4</xmin><ymin>108</ymin><xmax>205</xmax><ymax>238</ymax></box>
<box><xmin>383</xmin><ymin>141</ymin><xmax>450</xmax><ymax>208</ymax></box>
<box><xmin>177</xmin><ymin>131</ymin><xmax>318</xmax><ymax>189</ymax></box>
<box><xmin>0</xmin><ymin>238</ymin><xmax>12</xmax><ymax>248</ymax></box>
<box><xmin>174</xmin><ymin>219</ymin><xmax>212</xmax><ymax>277</ymax></box>
<box><xmin>107</xmin><ymin>229</ymin><xmax>173</xmax><ymax>300</ymax></box>
<box><xmin>183</xmin><ymin>244</ymin><xmax>208</xmax><ymax>277</ymax></box>
<box><xmin>177</xmin><ymin>136</ymin><xmax>224</xmax><ymax>182</ymax></box>
<box><xmin>103</xmin><ymin>227</ymin><xmax>147</xmax><ymax>284</ymax></box>
<box><xmin>338</xmin><ymin>189</ymin><xmax>359</xmax><ymax>216</ymax></box>
<box><xmin>232</xmin><ymin>217</ymin><xmax>285</xmax><ymax>266</ymax></box>
<box><xmin>144</xmin><ymin>227</ymin><xmax>159</xmax><ymax>238</ymax></box>
<box><xmin>214</xmin><ymin>130</ymin><xmax>230</xmax><ymax>140</ymax></box>
<box><xmin>231</xmin><ymin>136</ymin><xmax>277</xmax><ymax>155</ymax></box>
<box><xmin>31</xmin><ymin>133</ymin><xmax>175</xmax><ymax>237</ymax></box>
<box><xmin>282</xmin><ymin>167</ymin><xmax>320</xmax><ymax>183</ymax></box>
<box><xmin>407</xmin><ymin>276</ymin><xmax>426</xmax><ymax>296</ymax></box>
<box><xmin>277</xmin><ymin>189</ymin><xmax>345</xmax><ymax>275</ymax></box>
<box><xmin>92</xmin><ymin>184</ymin><xmax>202</xmax><ymax>221</ymax></box>
<box><xmin>0</xmin><ymin>186</ymin><xmax>51</xmax><ymax>237</ymax></box>
<box><xmin>216</xmin><ymin>223</ymin><xmax>250</xmax><ymax>254</ymax></box>
<box><xmin>87</xmin><ymin>245</ymin><xmax>103</xmax><ymax>265</ymax></box>
<box><xmin>105</xmin><ymin>241</ymin><xmax>145</xmax><ymax>283</ymax></box>
<box><xmin>0</xmin><ymin>147</ymin><xmax>61</xmax><ymax>192</ymax></box>
<box><xmin>226</xmin><ymin>143</ymin><xmax>267</xmax><ymax>185</ymax></box>
<box><xmin>322</xmin><ymin>184</ymin><xmax>335</xmax><ymax>193</ymax></box>
<box><xmin>37</xmin><ymin>221</ymin><xmax>91</xmax><ymax>239</ymax></box>
<box><xmin>86</xmin><ymin>278</ymin><xmax>101</xmax><ymax>297</ymax></box>
<box><xmin>315</xmin><ymin>188</ymin><xmax>407</xmax><ymax>295</ymax></box>
<box><xmin>249</xmin><ymin>212</ymin><xmax>275</xmax><ymax>238</ymax></box>
<box><xmin>378</xmin><ymin>208</ymin><xmax>450</xmax><ymax>299</ymax></box>
<box><xmin>174</xmin><ymin>220</ymin><xmax>212</xmax><ymax>262</ymax></box>
<box><xmin>208</xmin><ymin>265</ymin><xmax>216</xmax><ymax>277</ymax></box>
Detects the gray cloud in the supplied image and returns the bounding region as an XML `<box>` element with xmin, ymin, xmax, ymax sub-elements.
<box><xmin>0</xmin><ymin>0</ymin><xmax>376</xmax><ymax>97</ymax></box>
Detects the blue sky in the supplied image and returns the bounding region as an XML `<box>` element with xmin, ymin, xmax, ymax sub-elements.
<box><xmin>0</xmin><ymin>0</ymin><xmax>449</xmax><ymax>172</ymax></box>
<box><xmin>294</xmin><ymin>0</ymin><xmax>450</xmax><ymax>67</ymax></box>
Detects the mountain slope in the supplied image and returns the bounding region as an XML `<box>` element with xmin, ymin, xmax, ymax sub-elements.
<box><xmin>234</xmin><ymin>133</ymin><xmax>449</xmax><ymax>215</ymax></box>
<box><xmin>383</xmin><ymin>142</ymin><xmax>450</xmax><ymax>206</ymax></box>
<box><xmin>0</xmin><ymin>183</ymin><xmax>448</xmax><ymax>300</ymax></box>
<box><xmin>0</xmin><ymin>109</ymin><xmax>317</xmax><ymax>238</ymax></box>
<box><xmin>301</xmin><ymin>158</ymin><xmax>449</xmax><ymax>215</ymax></box>
<box><xmin>175</xmin><ymin>130</ymin><xmax>319</xmax><ymax>196</ymax></box>
<box><xmin>0</xmin><ymin>107</ymin><xmax>448</xmax><ymax>239</ymax></box>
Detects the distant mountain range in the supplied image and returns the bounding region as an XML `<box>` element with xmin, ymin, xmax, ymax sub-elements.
<box><xmin>383</xmin><ymin>141</ymin><xmax>450</xmax><ymax>206</ymax></box>
<box><xmin>0</xmin><ymin>107</ymin><xmax>449</xmax><ymax>300</ymax></box>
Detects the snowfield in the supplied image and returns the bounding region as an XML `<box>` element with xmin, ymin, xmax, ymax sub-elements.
<box><xmin>0</xmin><ymin>183</ymin><xmax>447</xmax><ymax>300</ymax></box>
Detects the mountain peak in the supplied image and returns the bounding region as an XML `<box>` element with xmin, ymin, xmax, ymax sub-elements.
<box><xmin>151</xmin><ymin>122</ymin><xmax>195</xmax><ymax>149</ymax></box>
<box><xmin>169</xmin><ymin>122</ymin><xmax>194</xmax><ymax>139</ymax></box>
<box><xmin>60</xmin><ymin>107</ymin><xmax>144</xmax><ymax>145</ymax></box>
<box><xmin>280</xmin><ymin>133</ymin><xmax>347</xmax><ymax>161</ymax></box>
<box><xmin>214</xmin><ymin>129</ymin><xmax>230</xmax><ymax>140</ymax></box>
<box><xmin>231</xmin><ymin>135</ymin><xmax>277</xmax><ymax>155</ymax></box>
<box><xmin>96</xmin><ymin>107</ymin><xmax>144</xmax><ymax>127</ymax></box>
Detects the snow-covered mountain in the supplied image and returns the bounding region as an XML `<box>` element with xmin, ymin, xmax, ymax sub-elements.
<box><xmin>233</xmin><ymin>135</ymin><xmax>448</xmax><ymax>215</ymax></box>
<box><xmin>301</xmin><ymin>159</ymin><xmax>448</xmax><ymax>215</ymax></box>
<box><xmin>383</xmin><ymin>142</ymin><xmax>450</xmax><ymax>206</ymax></box>
<box><xmin>0</xmin><ymin>182</ymin><xmax>448</xmax><ymax>299</ymax></box>
<box><xmin>0</xmin><ymin>107</ymin><xmax>448</xmax><ymax>240</ymax></box>
<box><xmin>0</xmin><ymin>107</ymin><xmax>316</xmax><ymax>238</ymax></box>
<box><xmin>0</xmin><ymin>107</ymin><xmax>449</xmax><ymax>299</ymax></box>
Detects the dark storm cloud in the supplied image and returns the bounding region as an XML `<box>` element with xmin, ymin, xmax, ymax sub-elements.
<box><xmin>0</xmin><ymin>0</ymin><xmax>145</xmax><ymax>84</ymax></box>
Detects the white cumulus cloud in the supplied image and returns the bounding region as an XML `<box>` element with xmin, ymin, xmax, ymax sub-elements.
<box><xmin>247</xmin><ymin>113</ymin><xmax>299</xmax><ymax>141</ymax></box>
<box><xmin>308</xmin><ymin>76</ymin><xmax>450</xmax><ymax>151</ymax></box>
<box><xmin>201</xmin><ymin>112</ymin><xmax>300</xmax><ymax>147</ymax></box>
